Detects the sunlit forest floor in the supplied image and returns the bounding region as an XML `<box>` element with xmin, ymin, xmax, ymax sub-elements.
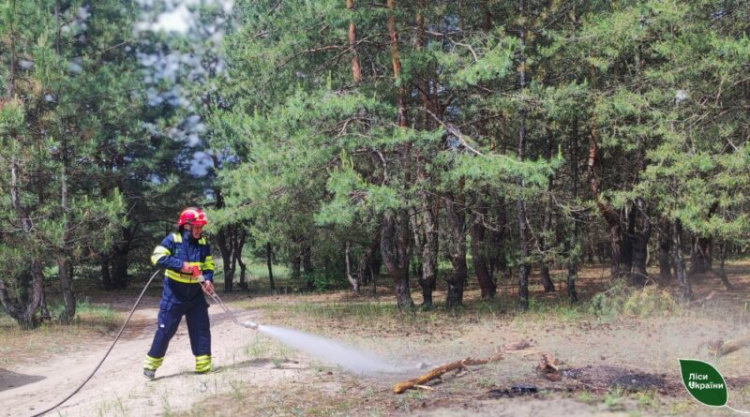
<box><xmin>2</xmin><ymin>260</ymin><xmax>750</xmax><ymax>416</ymax></box>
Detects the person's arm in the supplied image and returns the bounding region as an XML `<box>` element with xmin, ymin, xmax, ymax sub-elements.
<box><xmin>200</xmin><ymin>243</ymin><xmax>216</xmax><ymax>295</ymax></box>
<box><xmin>151</xmin><ymin>235</ymin><xmax>192</xmax><ymax>272</ymax></box>
<box><xmin>202</xmin><ymin>245</ymin><xmax>215</xmax><ymax>282</ymax></box>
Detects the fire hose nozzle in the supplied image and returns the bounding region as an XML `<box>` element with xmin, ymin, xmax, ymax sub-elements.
<box><xmin>241</xmin><ymin>321</ymin><xmax>259</xmax><ymax>330</ymax></box>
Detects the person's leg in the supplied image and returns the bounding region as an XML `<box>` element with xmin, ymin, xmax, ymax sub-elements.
<box><xmin>185</xmin><ymin>299</ymin><xmax>212</xmax><ymax>373</ymax></box>
<box><xmin>143</xmin><ymin>298</ymin><xmax>185</xmax><ymax>378</ymax></box>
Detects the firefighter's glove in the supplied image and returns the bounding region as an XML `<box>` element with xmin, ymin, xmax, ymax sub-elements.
<box><xmin>201</xmin><ymin>280</ymin><xmax>215</xmax><ymax>296</ymax></box>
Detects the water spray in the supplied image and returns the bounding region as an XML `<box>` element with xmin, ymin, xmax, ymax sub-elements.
<box><xmin>198</xmin><ymin>276</ymin><xmax>399</xmax><ymax>374</ymax></box>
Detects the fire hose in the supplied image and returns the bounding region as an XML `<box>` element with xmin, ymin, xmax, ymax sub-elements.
<box><xmin>30</xmin><ymin>268</ymin><xmax>163</xmax><ymax>417</ymax></box>
<box><xmin>198</xmin><ymin>275</ymin><xmax>259</xmax><ymax>330</ymax></box>
<box><xmin>30</xmin><ymin>269</ymin><xmax>256</xmax><ymax>417</ymax></box>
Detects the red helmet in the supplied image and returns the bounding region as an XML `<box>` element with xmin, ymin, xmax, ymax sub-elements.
<box><xmin>178</xmin><ymin>207</ymin><xmax>208</xmax><ymax>227</ymax></box>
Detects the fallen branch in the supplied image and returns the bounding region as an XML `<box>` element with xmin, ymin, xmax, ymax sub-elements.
<box><xmin>538</xmin><ymin>353</ymin><xmax>561</xmax><ymax>381</ymax></box>
<box><xmin>393</xmin><ymin>354</ymin><xmax>503</xmax><ymax>394</ymax></box>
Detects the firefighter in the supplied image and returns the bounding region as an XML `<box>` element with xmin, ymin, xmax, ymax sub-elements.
<box><xmin>143</xmin><ymin>207</ymin><xmax>217</xmax><ymax>380</ymax></box>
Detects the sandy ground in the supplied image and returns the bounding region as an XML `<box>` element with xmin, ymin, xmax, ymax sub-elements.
<box><xmin>2</xmin><ymin>267</ymin><xmax>750</xmax><ymax>417</ymax></box>
<box><xmin>0</xmin><ymin>298</ymin><xmax>310</xmax><ymax>417</ymax></box>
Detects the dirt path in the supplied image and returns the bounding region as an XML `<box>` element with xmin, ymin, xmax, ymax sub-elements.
<box><xmin>0</xmin><ymin>301</ymin><xmax>309</xmax><ymax>417</ymax></box>
<box><xmin>3</xmin><ymin>276</ymin><xmax>750</xmax><ymax>417</ymax></box>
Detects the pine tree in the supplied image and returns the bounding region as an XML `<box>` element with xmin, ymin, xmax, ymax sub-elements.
<box><xmin>0</xmin><ymin>0</ymin><xmax>160</xmax><ymax>326</ymax></box>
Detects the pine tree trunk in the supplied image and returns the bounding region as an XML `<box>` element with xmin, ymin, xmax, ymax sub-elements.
<box><xmin>621</xmin><ymin>206</ymin><xmax>636</xmax><ymax>275</ymax></box>
<box><xmin>445</xmin><ymin>193</ymin><xmax>467</xmax><ymax>307</ymax></box>
<box><xmin>266</xmin><ymin>243</ymin><xmax>275</xmax><ymax>291</ymax></box>
<box><xmin>237</xmin><ymin>229</ymin><xmax>247</xmax><ymax>290</ymax></box>
<box><xmin>471</xmin><ymin>204</ymin><xmax>496</xmax><ymax>299</ymax></box>
<box><xmin>418</xmin><ymin>194</ymin><xmax>438</xmax><ymax>307</ymax></box>
<box><xmin>539</xmin><ymin>128</ymin><xmax>556</xmax><ymax>293</ymax></box>
<box><xmin>358</xmin><ymin>233</ymin><xmax>379</xmax><ymax>287</ymax></box>
<box><xmin>111</xmin><ymin>248</ymin><xmax>129</xmax><ymax>290</ymax></box>
<box><xmin>345</xmin><ymin>243</ymin><xmax>360</xmax><ymax>294</ymax></box>
<box><xmin>302</xmin><ymin>244</ymin><xmax>314</xmax><ymax>290</ymax></box>
<box><xmin>690</xmin><ymin>236</ymin><xmax>712</xmax><ymax>275</ymax></box>
<box><xmin>1</xmin><ymin>157</ymin><xmax>44</xmax><ymax>328</ymax></box>
<box><xmin>414</xmin><ymin>0</ymin><xmax>434</xmax><ymax>128</ymax></box>
<box><xmin>0</xmin><ymin>260</ymin><xmax>44</xmax><ymax>330</ymax></box>
<box><xmin>217</xmin><ymin>226</ymin><xmax>235</xmax><ymax>292</ymax></box>
<box><xmin>516</xmin><ymin>0</ymin><xmax>530</xmax><ymax>310</ymax></box>
<box><xmin>381</xmin><ymin>210</ymin><xmax>414</xmax><ymax>310</ymax></box>
<box><xmin>631</xmin><ymin>229</ymin><xmax>650</xmax><ymax>286</ymax></box>
<box><xmin>357</xmin><ymin>249</ymin><xmax>371</xmax><ymax>286</ymax></box>
<box><xmin>587</xmin><ymin>122</ymin><xmax>625</xmax><ymax>279</ymax></box>
<box><xmin>291</xmin><ymin>252</ymin><xmax>301</xmax><ymax>281</ymax></box>
<box><xmin>387</xmin><ymin>0</ymin><xmax>406</xmax><ymax>128</ymax></box>
<box><xmin>629</xmin><ymin>200</ymin><xmax>650</xmax><ymax>286</ymax></box>
<box><xmin>101</xmin><ymin>257</ymin><xmax>113</xmax><ymax>290</ymax></box>
<box><xmin>383</xmin><ymin>0</ymin><xmax>413</xmax><ymax>310</ymax></box>
<box><xmin>658</xmin><ymin>225</ymin><xmax>672</xmax><ymax>284</ymax></box>
<box><xmin>215</xmin><ymin>190</ymin><xmax>249</xmax><ymax>292</ymax></box>
<box><xmin>672</xmin><ymin>220</ymin><xmax>692</xmax><ymax>301</ymax></box>
<box><xmin>57</xmin><ymin>258</ymin><xmax>75</xmax><ymax>323</ymax></box>
<box><xmin>712</xmin><ymin>241</ymin><xmax>733</xmax><ymax>290</ymax></box>
<box><xmin>346</xmin><ymin>0</ymin><xmax>361</xmax><ymax>84</ymax></box>
<box><xmin>100</xmin><ymin>226</ymin><xmax>132</xmax><ymax>291</ymax></box>
<box><xmin>237</xmin><ymin>255</ymin><xmax>248</xmax><ymax>290</ymax></box>
<box><xmin>408</xmin><ymin>206</ymin><xmax>424</xmax><ymax>284</ymax></box>
<box><xmin>567</xmin><ymin>119</ymin><xmax>580</xmax><ymax>302</ymax></box>
<box><xmin>489</xmin><ymin>199</ymin><xmax>508</xmax><ymax>280</ymax></box>
<box><xmin>413</xmin><ymin>1</ymin><xmax>438</xmax><ymax>307</ymax></box>
<box><xmin>57</xmin><ymin>29</ymin><xmax>76</xmax><ymax>321</ymax></box>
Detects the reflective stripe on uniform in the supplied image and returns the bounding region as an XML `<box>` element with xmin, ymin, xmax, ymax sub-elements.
<box><xmin>162</xmin><ymin>232</ymin><xmax>212</xmax><ymax>283</ymax></box>
<box><xmin>144</xmin><ymin>355</ymin><xmax>164</xmax><ymax>371</ymax></box>
<box><xmin>151</xmin><ymin>245</ymin><xmax>171</xmax><ymax>266</ymax></box>
<box><xmin>203</xmin><ymin>255</ymin><xmax>215</xmax><ymax>272</ymax></box>
<box><xmin>195</xmin><ymin>355</ymin><xmax>212</xmax><ymax>372</ymax></box>
<box><xmin>165</xmin><ymin>269</ymin><xmax>202</xmax><ymax>283</ymax></box>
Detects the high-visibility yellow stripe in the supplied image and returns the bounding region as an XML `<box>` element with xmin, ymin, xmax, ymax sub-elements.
<box><xmin>172</xmin><ymin>233</ymin><xmax>208</xmax><ymax>246</ymax></box>
<box><xmin>203</xmin><ymin>255</ymin><xmax>215</xmax><ymax>271</ymax></box>
<box><xmin>195</xmin><ymin>355</ymin><xmax>212</xmax><ymax>372</ymax></box>
<box><xmin>144</xmin><ymin>355</ymin><xmax>164</xmax><ymax>370</ymax></box>
<box><xmin>165</xmin><ymin>269</ymin><xmax>202</xmax><ymax>283</ymax></box>
<box><xmin>157</xmin><ymin>233</ymin><xmax>211</xmax><ymax>282</ymax></box>
<box><xmin>151</xmin><ymin>246</ymin><xmax>171</xmax><ymax>265</ymax></box>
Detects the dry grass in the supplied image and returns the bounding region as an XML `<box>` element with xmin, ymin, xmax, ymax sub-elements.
<box><xmin>0</xmin><ymin>299</ymin><xmax>121</xmax><ymax>367</ymax></box>
<box><xmin>3</xmin><ymin>259</ymin><xmax>750</xmax><ymax>416</ymax></box>
<box><xmin>176</xmin><ymin>259</ymin><xmax>750</xmax><ymax>417</ymax></box>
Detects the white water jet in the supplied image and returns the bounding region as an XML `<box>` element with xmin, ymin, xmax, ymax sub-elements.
<box><xmin>255</xmin><ymin>324</ymin><xmax>401</xmax><ymax>375</ymax></box>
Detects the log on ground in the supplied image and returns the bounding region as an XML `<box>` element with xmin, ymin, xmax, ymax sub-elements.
<box><xmin>393</xmin><ymin>354</ymin><xmax>503</xmax><ymax>394</ymax></box>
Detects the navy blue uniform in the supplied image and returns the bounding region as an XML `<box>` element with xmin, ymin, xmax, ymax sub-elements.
<box><xmin>144</xmin><ymin>230</ymin><xmax>216</xmax><ymax>374</ymax></box>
